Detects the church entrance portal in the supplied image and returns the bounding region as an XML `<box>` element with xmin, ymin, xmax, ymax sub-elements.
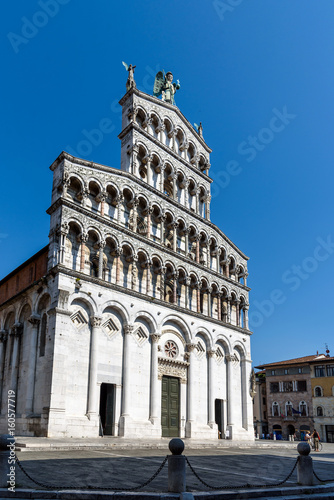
<box><xmin>99</xmin><ymin>383</ymin><xmax>115</xmax><ymax>436</ymax></box>
<box><xmin>161</xmin><ymin>376</ymin><xmax>180</xmax><ymax>437</ymax></box>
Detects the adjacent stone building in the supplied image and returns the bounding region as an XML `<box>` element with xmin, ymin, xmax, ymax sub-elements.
<box><xmin>253</xmin><ymin>370</ymin><xmax>268</xmax><ymax>438</ymax></box>
<box><xmin>256</xmin><ymin>353</ymin><xmax>333</xmax><ymax>441</ymax></box>
<box><xmin>310</xmin><ymin>354</ymin><xmax>334</xmax><ymax>443</ymax></box>
<box><xmin>0</xmin><ymin>80</ymin><xmax>254</xmax><ymax>440</ymax></box>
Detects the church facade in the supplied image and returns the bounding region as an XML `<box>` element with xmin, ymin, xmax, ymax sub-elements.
<box><xmin>0</xmin><ymin>81</ymin><xmax>254</xmax><ymax>440</ymax></box>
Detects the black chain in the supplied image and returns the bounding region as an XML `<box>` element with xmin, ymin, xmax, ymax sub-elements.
<box><xmin>15</xmin><ymin>454</ymin><xmax>167</xmax><ymax>491</ymax></box>
<box><xmin>185</xmin><ymin>456</ymin><xmax>299</xmax><ymax>490</ymax></box>
<box><xmin>313</xmin><ymin>466</ymin><xmax>334</xmax><ymax>484</ymax></box>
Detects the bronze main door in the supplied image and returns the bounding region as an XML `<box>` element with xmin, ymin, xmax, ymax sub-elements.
<box><xmin>161</xmin><ymin>376</ymin><xmax>180</xmax><ymax>437</ymax></box>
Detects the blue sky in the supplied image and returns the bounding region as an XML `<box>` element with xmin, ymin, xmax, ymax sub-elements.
<box><xmin>1</xmin><ymin>1</ymin><xmax>333</xmax><ymax>367</ymax></box>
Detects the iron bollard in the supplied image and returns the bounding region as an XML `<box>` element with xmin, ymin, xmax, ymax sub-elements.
<box><xmin>297</xmin><ymin>442</ymin><xmax>313</xmax><ymax>486</ymax></box>
<box><xmin>168</xmin><ymin>438</ymin><xmax>186</xmax><ymax>493</ymax></box>
<box><xmin>0</xmin><ymin>435</ymin><xmax>15</xmax><ymax>488</ymax></box>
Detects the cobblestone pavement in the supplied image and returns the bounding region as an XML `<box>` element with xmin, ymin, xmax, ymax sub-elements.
<box><xmin>14</xmin><ymin>446</ymin><xmax>334</xmax><ymax>492</ymax></box>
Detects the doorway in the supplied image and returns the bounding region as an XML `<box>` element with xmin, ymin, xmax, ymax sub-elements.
<box><xmin>215</xmin><ymin>399</ymin><xmax>224</xmax><ymax>438</ymax></box>
<box><xmin>99</xmin><ymin>383</ymin><xmax>115</xmax><ymax>436</ymax></box>
<box><xmin>161</xmin><ymin>376</ymin><xmax>180</xmax><ymax>437</ymax></box>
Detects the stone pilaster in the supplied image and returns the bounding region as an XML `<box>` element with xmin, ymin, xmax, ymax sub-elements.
<box><xmin>87</xmin><ymin>316</ymin><xmax>102</xmax><ymax>419</ymax></box>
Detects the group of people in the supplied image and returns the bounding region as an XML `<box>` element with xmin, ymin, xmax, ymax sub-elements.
<box><xmin>305</xmin><ymin>429</ymin><xmax>321</xmax><ymax>451</ymax></box>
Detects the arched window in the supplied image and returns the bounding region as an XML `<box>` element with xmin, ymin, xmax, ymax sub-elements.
<box><xmin>316</xmin><ymin>406</ymin><xmax>323</xmax><ymax>417</ymax></box>
<box><xmin>314</xmin><ymin>386</ymin><xmax>323</xmax><ymax>397</ymax></box>
<box><xmin>299</xmin><ymin>401</ymin><xmax>307</xmax><ymax>416</ymax></box>
<box><xmin>286</xmin><ymin>401</ymin><xmax>293</xmax><ymax>416</ymax></box>
<box><xmin>272</xmin><ymin>402</ymin><xmax>279</xmax><ymax>417</ymax></box>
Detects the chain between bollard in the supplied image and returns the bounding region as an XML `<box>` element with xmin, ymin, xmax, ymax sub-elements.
<box><xmin>185</xmin><ymin>455</ymin><xmax>299</xmax><ymax>490</ymax></box>
<box><xmin>312</xmin><ymin>466</ymin><xmax>334</xmax><ymax>484</ymax></box>
<box><xmin>15</xmin><ymin>454</ymin><xmax>168</xmax><ymax>491</ymax></box>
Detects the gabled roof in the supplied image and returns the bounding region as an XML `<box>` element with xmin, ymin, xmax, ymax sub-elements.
<box><xmin>255</xmin><ymin>354</ymin><xmax>328</xmax><ymax>369</ymax></box>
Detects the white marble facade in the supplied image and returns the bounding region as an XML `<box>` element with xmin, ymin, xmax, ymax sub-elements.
<box><xmin>0</xmin><ymin>86</ymin><xmax>254</xmax><ymax>440</ymax></box>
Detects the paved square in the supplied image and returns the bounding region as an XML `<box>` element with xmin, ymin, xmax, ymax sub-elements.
<box><xmin>15</xmin><ymin>445</ymin><xmax>334</xmax><ymax>492</ymax></box>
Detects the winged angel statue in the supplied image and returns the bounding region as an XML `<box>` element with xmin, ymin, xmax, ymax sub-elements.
<box><xmin>153</xmin><ymin>71</ymin><xmax>180</xmax><ymax>105</ymax></box>
<box><xmin>122</xmin><ymin>61</ymin><xmax>136</xmax><ymax>91</ymax></box>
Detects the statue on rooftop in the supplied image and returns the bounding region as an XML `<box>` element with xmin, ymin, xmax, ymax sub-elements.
<box><xmin>122</xmin><ymin>61</ymin><xmax>136</xmax><ymax>91</ymax></box>
<box><xmin>194</xmin><ymin>122</ymin><xmax>203</xmax><ymax>138</ymax></box>
<box><xmin>153</xmin><ymin>71</ymin><xmax>180</xmax><ymax>105</ymax></box>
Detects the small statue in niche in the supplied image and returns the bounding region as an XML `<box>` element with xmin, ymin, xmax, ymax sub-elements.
<box><xmin>122</xmin><ymin>61</ymin><xmax>136</xmax><ymax>91</ymax></box>
<box><xmin>153</xmin><ymin>71</ymin><xmax>180</xmax><ymax>105</ymax></box>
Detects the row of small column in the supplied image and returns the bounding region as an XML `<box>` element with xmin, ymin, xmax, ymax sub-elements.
<box><xmin>128</xmin><ymin>147</ymin><xmax>211</xmax><ymax>218</ymax></box>
<box><xmin>85</xmin><ymin>320</ymin><xmax>244</xmax><ymax>433</ymax></box>
<box><xmin>0</xmin><ymin>315</ymin><xmax>40</xmax><ymax>414</ymax></box>
<box><xmin>59</xmin><ymin>225</ymin><xmax>247</xmax><ymax>287</ymax></box>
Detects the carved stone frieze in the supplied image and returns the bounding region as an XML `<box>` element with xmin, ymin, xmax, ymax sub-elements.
<box><xmin>158</xmin><ymin>357</ymin><xmax>189</xmax><ymax>383</ymax></box>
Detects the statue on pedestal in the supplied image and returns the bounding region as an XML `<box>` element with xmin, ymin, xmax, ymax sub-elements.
<box><xmin>153</xmin><ymin>71</ymin><xmax>180</xmax><ymax>105</ymax></box>
<box><xmin>122</xmin><ymin>61</ymin><xmax>136</xmax><ymax>91</ymax></box>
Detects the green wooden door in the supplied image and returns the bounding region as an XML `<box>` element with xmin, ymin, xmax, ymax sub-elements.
<box><xmin>161</xmin><ymin>376</ymin><xmax>180</xmax><ymax>437</ymax></box>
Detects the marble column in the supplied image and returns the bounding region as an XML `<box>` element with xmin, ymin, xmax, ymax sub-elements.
<box><xmin>160</xmin><ymin>214</ymin><xmax>166</xmax><ymax>244</ymax></box>
<box><xmin>79</xmin><ymin>233</ymin><xmax>88</xmax><ymax>272</ymax></box>
<box><xmin>197</xmin><ymin>285</ymin><xmax>201</xmax><ymax>313</ymax></box>
<box><xmin>185</xmin><ymin>277</ymin><xmax>191</xmax><ymax>309</ymax></box>
<box><xmin>184</xmin><ymin>180</ymin><xmax>189</xmax><ymax>209</ymax></box>
<box><xmin>58</xmin><ymin>222</ymin><xmax>69</xmax><ymax>265</ymax></box>
<box><xmin>217</xmin><ymin>294</ymin><xmax>222</xmax><ymax>321</ymax></box>
<box><xmin>149</xmin><ymin>333</ymin><xmax>160</xmax><ymax>424</ymax></box>
<box><xmin>160</xmin><ymin>165</ymin><xmax>166</xmax><ymax>193</ymax></box>
<box><xmin>115</xmin><ymin>247</ymin><xmax>122</xmax><ymax>285</ymax></box>
<box><xmin>184</xmin><ymin>228</ymin><xmax>190</xmax><ymax>256</ymax></box>
<box><xmin>196</xmin><ymin>236</ymin><xmax>200</xmax><ymax>263</ymax></box>
<box><xmin>146</xmin><ymin>206</ymin><xmax>153</xmax><ymax>239</ymax></box>
<box><xmin>87</xmin><ymin>316</ymin><xmax>102</xmax><ymax>418</ymax></box>
<box><xmin>160</xmin><ymin>266</ymin><xmax>166</xmax><ymax>301</ymax></box>
<box><xmin>25</xmin><ymin>315</ymin><xmax>40</xmax><ymax>414</ymax></box>
<box><xmin>98</xmin><ymin>192</ymin><xmax>107</xmax><ymax>217</ymax></box>
<box><xmin>207</xmin><ymin>349</ymin><xmax>216</xmax><ymax>426</ymax></box>
<box><xmin>208</xmin><ymin>287</ymin><xmax>212</xmax><ymax>317</ymax></box>
<box><xmin>10</xmin><ymin>323</ymin><xmax>23</xmax><ymax>395</ymax></box>
<box><xmin>121</xmin><ymin>325</ymin><xmax>134</xmax><ymax>418</ymax></box>
<box><xmin>236</xmin><ymin>300</ymin><xmax>240</xmax><ymax>327</ymax></box>
<box><xmin>226</xmin><ymin>354</ymin><xmax>235</xmax><ymax>434</ymax></box>
<box><xmin>227</xmin><ymin>297</ymin><xmax>231</xmax><ymax>323</ymax></box>
<box><xmin>98</xmin><ymin>240</ymin><xmax>106</xmax><ymax>280</ymax></box>
<box><xmin>172</xmin><ymin>173</ymin><xmax>177</xmax><ymax>200</ymax></box>
<box><xmin>205</xmin><ymin>195</ymin><xmax>211</xmax><ymax>220</ymax></box>
<box><xmin>185</xmin><ymin>343</ymin><xmax>196</xmax><ymax>437</ymax></box>
<box><xmin>244</xmin><ymin>305</ymin><xmax>249</xmax><ymax>330</ymax></box>
<box><xmin>146</xmin><ymin>261</ymin><xmax>152</xmax><ymax>295</ymax></box>
<box><xmin>117</xmin><ymin>194</ymin><xmax>123</xmax><ymax>224</ymax></box>
<box><xmin>173</xmin><ymin>271</ymin><xmax>178</xmax><ymax>304</ymax></box>
<box><xmin>172</xmin><ymin>222</ymin><xmax>178</xmax><ymax>252</ymax></box>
